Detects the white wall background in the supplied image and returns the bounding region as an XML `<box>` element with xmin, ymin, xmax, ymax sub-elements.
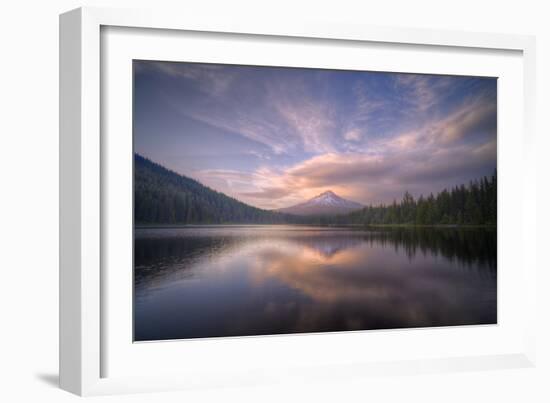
<box><xmin>0</xmin><ymin>0</ymin><xmax>548</xmax><ymax>401</ymax></box>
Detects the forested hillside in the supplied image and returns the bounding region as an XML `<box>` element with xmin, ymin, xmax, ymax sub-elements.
<box><xmin>344</xmin><ymin>173</ymin><xmax>497</xmax><ymax>226</ymax></box>
<box><xmin>134</xmin><ymin>154</ymin><xmax>290</xmax><ymax>224</ymax></box>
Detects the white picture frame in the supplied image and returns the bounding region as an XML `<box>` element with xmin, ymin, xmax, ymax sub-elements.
<box><xmin>59</xmin><ymin>6</ymin><xmax>537</xmax><ymax>396</ymax></box>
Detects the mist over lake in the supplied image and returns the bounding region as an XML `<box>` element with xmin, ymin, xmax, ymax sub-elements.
<box><xmin>134</xmin><ymin>226</ymin><xmax>496</xmax><ymax>341</ymax></box>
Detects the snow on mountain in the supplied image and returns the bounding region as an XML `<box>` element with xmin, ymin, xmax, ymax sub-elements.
<box><xmin>277</xmin><ymin>190</ymin><xmax>363</xmax><ymax>216</ymax></box>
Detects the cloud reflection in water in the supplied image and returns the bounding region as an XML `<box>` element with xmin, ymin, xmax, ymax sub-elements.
<box><xmin>134</xmin><ymin>226</ymin><xmax>496</xmax><ymax>341</ymax></box>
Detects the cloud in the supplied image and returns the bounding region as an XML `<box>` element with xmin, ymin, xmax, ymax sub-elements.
<box><xmin>351</xmin><ymin>80</ymin><xmax>389</xmax><ymax>121</ymax></box>
<box><xmin>394</xmin><ymin>74</ymin><xmax>454</xmax><ymax>113</ymax></box>
<box><xmin>172</xmin><ymin>93</ymin><xmax>299</xmax><ymax>156</ymax></box>
<box><xmin>436</xmin><ymin>98</ymin><xmax>496</xmax><ymax>144</ymax></box>
<box><xmin>284</xmin><ymin>153</ymin><xmax>392</xmax><ymax>187</ymax></box>
<box><xmin>198</xmin><ymin>90</ymin><xmax>496</xmax><ymax>208</ymax></box>
<box><xmin>385</xmin><ymin>97</ymin><xmax>497</xmax><ymax>162</ymax></box>
<box><xmin>155</xmin><ymin>65</ymin><xmax>339</xmax><ymax>155</ymax></box>
<box><xmin>141</xmin><ymin>61</ymin><xmax>235</xmax><ymax>97</ymax></box>
<box><xmin>240</xmin><ymin>187</ymin><xmax>292</xmax><ymax>200</ymax></box>
<box><xmin>343</xmin><ymin>128</ymin><xmax>362</xmax><ymax>142</ymax></box>
<box><xmin>272</xmin><ymin>99</ymin><xmax>336</xmax><ymax>153</ymax></box>
<box><xmin>266</xmin><ymin>78</ymin><xmax>338</xmax><ymax>154</ymax></box>
<box><xmin>192</xmin><ymin>85</ymin><xmax>496</xmax><ymax>209</ymax></box>
<box><xmin>228</xmin><ymin>135</ymin><xmax>496</xmax><ymax>208</ymax></box>
<box><xmin>198</xmin><ymin>169</ymin><xmax>255</xmax><ymax>182</ymax></box>
<box><xmin>195</xmin><ymin>169</ymin><xmax>258</xmax><ymax>196</ymax></box>
<box><xmin>135</xmin><ymin>61</ymin><xmax>497</xmax><ymax>209</ymax></box>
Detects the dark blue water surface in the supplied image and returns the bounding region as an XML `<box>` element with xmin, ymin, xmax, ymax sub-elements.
<box><xmin>134</xmin><ymin>225</ymin><xmax>496</xmax><ymax>341</ymax></box>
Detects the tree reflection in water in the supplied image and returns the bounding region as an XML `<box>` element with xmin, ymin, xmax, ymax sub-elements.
<box><xmin>134</xmin><ymin>226</ymin><xmax>496</xmax><ymax>341</ymax></box>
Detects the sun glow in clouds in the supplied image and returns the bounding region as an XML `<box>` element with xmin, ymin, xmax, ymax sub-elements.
<box><xmin>134</xmin><ymin>61</ymin><xmax>497</xmax><ymax>210</ymax></box>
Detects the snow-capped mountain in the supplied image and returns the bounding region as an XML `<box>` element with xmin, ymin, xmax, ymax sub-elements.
<box><xmin>278</xmin><ymin>190</ymin><xmax>363</xmax><ymax>216</ymax></box>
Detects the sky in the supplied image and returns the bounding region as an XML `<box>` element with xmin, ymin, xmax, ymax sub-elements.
<box><xmin>134</xmin><ymin>60</ymin><xmax>497</xmax><ymax>210</ymax></box>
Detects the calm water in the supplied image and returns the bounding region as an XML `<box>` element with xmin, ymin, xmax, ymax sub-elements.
<box><xmin>134</xmin><ymin>225</ymin><xmax>496</xmax><ymax>341</ymax></box>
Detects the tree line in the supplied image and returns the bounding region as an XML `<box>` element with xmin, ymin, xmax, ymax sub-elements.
<box><xmin>135</xmin><ymin>153</ymin><xmax>496</xmax><ymax>226</ymax></box>
<box><xmin>344</xmin><ymin>172</ymin><xmax>497</xmax><ymax>226</ymax></box>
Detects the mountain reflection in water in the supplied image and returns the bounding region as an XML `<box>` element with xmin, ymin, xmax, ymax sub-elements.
<box><xmin>134</xmin><ymin>226</ymin><xmax>496</xmax><ymax>341</ymax></box>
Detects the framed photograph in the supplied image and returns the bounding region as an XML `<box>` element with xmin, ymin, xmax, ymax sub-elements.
<box><xmin>60</xmin><ymin>7</ymin><xmax>537</xmax><ymax>396</ymax></box>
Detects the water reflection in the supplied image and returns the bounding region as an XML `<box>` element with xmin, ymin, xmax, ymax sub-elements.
<box><xmin>134</xmin><ymin>226</ymin><xmax>496</xmax><ymax>341</ymax></box>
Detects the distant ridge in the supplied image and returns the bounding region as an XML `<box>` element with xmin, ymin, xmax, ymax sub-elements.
<box><xmin>277</xmin><ymin>190</ymin><xmax>363</xmax><ymax>216</ymax></box>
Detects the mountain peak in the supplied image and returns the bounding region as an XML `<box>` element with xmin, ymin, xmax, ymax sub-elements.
<box><xmin>278</xmin><ymin>191</ymin><xmax>363</xmax><ymax>216</ymax></box>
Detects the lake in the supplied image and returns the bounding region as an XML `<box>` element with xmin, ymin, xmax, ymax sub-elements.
<box><xmin>134</xmin><ymin>225</ymin><xmax>496</xmax><ymax>341</ymax></box>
